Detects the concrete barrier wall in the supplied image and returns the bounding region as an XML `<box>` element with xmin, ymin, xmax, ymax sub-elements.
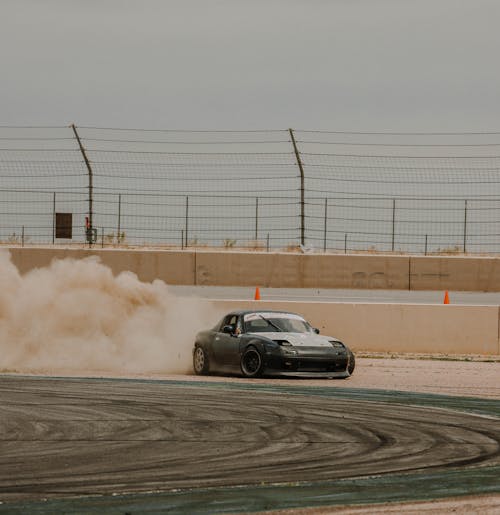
<box><xmin>5</xmin><ymin>247</ymin><xmax>410</xmax><ymax>289</ymax></box>
<box><xmin>410</xmin><ymin>256</ymin><xmax>500</xmax><ymax>291</ymax></box>
<box><xmin>4</xmin><ymin>247</ymin><xmax>500</xmax><ymax>291</ymax></box>
<box><xmin>6</xmin><ymin>247</ymin><xmax>196</xmax><ymax>285</ymax></box>
<box><xmin>196</xmin><ymin>252</ymin><xmax>410</xmax><ymax>288</ymax></box>
<box><xmin>209</xmin><ymin>300</ymin><xmax>500</xmax><ymax>355</ymax></box>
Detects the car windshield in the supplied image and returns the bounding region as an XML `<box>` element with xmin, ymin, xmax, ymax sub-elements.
<box><xmin>244</xmin><ymin>313</ymin><xmax>313</xmax><ymax>334</ymax></box>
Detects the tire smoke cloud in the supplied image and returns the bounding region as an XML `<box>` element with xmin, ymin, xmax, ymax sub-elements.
<box><xmin>0</xmin><ymin>250</ymin><xmax>219</xmax><ymax>377</ymax></box>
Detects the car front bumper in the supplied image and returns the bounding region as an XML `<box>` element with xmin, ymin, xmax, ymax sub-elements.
<box><xmin>264</xmin><ymin>352</ymin><xmax>349</xmax><ymax>376</ymax></box>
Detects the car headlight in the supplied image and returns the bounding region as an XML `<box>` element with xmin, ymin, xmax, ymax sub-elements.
<box><xmin>272</xmin><ymin>340</ymin><xmax>298</xmax><ymax>355</ymax></box>
<box><xmin>329</xmin><ymin>340</ymin><xmax>345</xmax><ymax>348</ymax></box>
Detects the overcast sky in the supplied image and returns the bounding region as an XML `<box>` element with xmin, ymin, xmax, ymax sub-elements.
<box><xmin>2</xmin><ymin>0</ymin><xmax>500</xmax><ymax>131</ymax></box>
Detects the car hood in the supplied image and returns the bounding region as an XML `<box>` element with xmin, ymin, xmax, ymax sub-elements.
<box><xmin>248</xmin><ymin>332</ymin><xmax>339</xmax><ymax>348</ymax></box>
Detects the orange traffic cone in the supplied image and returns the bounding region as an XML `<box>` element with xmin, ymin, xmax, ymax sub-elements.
<box><xmin>254</xmin><ymin>287</ymin><xmax>261</xmax><ymax>300</ymax></box>
<box><xmin>443</xmin><ymin>291</ymin><xmax>450</xmax><ymax>304</ymax></box>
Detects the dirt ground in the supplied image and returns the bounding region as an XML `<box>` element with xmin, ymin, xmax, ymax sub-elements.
<box><xmin>336</xmin><ymin>355</ymin><xmax>500</xmax><ymax>399</ymax></box>
<box><xmin>174</xmin><ymin>355</ymin><xmax>500</xmax><ymax>400</ymax></box>
<box><xmin>266</xmin><ymin>494</ymin><xmax>500</xmax><ymax>515</ymax></box>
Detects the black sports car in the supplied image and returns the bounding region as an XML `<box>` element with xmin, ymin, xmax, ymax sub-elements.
<box><xmin>193</xmin><ymin>310</ymin><xmax>355</xmax><ymax>378</ymax></box>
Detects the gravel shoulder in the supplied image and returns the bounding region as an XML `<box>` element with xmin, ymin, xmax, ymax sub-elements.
<box><xmin>265</xmin><ymin>494</ymin><xmax>500</xmax><ymax>515</ymax></box>
<box><xmin>165</xmin><ymin>355</ymin><xmax>500</xmax><ymax>400</ymax></box>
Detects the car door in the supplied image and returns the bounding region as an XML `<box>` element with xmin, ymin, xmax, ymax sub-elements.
<box><xmin>213</xmin><ymin>314</ymin><xmax>242</xmax><ymax>368</ymax></box>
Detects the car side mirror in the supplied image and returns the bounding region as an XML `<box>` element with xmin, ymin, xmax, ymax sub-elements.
<box><xmin>222</xmin><ymin>325</ymin><xmax>234</xmax><ymax>334</ymax></box>
<box><xmin>313</xmin><ymin>328</ymin><xmax>320</xmax><ymax>334</ymax></box>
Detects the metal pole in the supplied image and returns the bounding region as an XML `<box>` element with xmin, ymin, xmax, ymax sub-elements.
<box><xmin>289</xmin><ymin>128</ymin><xmax>305</xmax><ymax>246</ymax></box>
<box><xmin>344</xmin><ymin>233</ymin><xmax>347</xmax><ymax>254</ymax></box>
<box><xmin>391</xmin><ymin>199</ymin><xmax>396</xmax><ymax>252</ymax></box>
<box><xmin>464</xmin><ymin>200</ymin><xmax>468</xmax><ymax>253</ymax></box>
<box><xmin>52</xmin><ymin>192</ymin><xmax>56</xmax><ymax>244</ymax></box>
<box><xmin>101</xmin><ymin>227</ymin><xmax>104</xmax><ymax>248</ymax></box>
<box><xmin>117</xmin><ymin>193</ymin><xmax>122</xmax><ymax>244</ymax></box>
<box><xmin>323</xmin><ymin>198</ymin><xmax>328</xmax><ymax>253</ymax></box>
<box><xmin>181</xmin><ymin>230</ymin><xmax>184</xmax><ymax>250</ymax></box>
<box><xmin>425</xmin><ymin>234</ymin><xmax>428</xmax><ymax>256</ymax></box>
<box><xmin>266</xmin><ymin>233</ymin><xmax>270</xmax><ymax>252</ymax></box>
<box><xmin>71</xmin><ymin>124</ymin><xmax>94</xmax><ymax>242</ymax></box>
<box><xmin>255</xmin><ymin>197</ymin><xmax>259</xmax><ymax>241</ymax></box>
<box><xmin>185</xmin><ymin>196</ymin><xmax>189</xmax><ymax>247</ymax></box>
<box><xmin>22</xmin><ymin>226</ymin><xmax>25</xmax><ymax>247</ymax></box>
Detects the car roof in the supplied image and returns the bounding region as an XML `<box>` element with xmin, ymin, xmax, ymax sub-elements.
<box><xmin>227</xmin><ymin>310</ymin><xmax>301</xmax><ymax>317</ymax></box>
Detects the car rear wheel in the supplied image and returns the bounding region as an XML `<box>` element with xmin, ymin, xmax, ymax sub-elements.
<box><xmin>348</xmin><ymin>351</ymin><xmax>355</xmax><ymax>375</ymax></box>
<box><xmin>193</xmin><ymin>346</ymin><xmax>209</xmax><ymax>375</ymax></box>
<box><xmin>241</xmin><ymin>347</ymin><xmax>264</xmax><ymax>378</ymax></box>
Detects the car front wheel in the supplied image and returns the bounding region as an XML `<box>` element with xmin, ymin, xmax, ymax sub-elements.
<box><xmin>193</xmin><ymin>345</ymin><xmax>210</xmax><ymax>375</ymax></box>
<box><xmin>241</xmin><ymin>347</ymin><xmax>264</xmax><ymax>378</ymax></box>
<box><xmin>347</xmin><ymin>351</ymin><xmax>355</xmax><ymax>375</ymax></box>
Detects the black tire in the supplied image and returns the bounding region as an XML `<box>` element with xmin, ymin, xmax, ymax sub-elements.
<box><xmin>240</xmin><ymin>346</ymin><xmax>264</xmax><ymax>378</ymax></box>
<box><xmin>347</xmin><ymin>350</ymin><xmax>355</xmax><ymax>375</ymax></box>
<box><xmin>193</xmin><ymin>345</ymin><xmax>210</xmax><ymax>375</ymax></box>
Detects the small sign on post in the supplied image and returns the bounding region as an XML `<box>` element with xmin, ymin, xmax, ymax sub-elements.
<box><xmin>84</xmin><ymin>216</ymin><xmax>97</xmax><ymax>244</ymax></box>
<box><xmin>55</xmin><ymin>213</ymin><xmax>73</xmax><ymax>239</ymax></box>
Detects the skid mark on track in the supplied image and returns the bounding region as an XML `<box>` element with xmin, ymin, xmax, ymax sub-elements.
<box><xmin>0</xmin><ymin>376</ymin><xmax>499</xmax><ymax>513</ymax></box>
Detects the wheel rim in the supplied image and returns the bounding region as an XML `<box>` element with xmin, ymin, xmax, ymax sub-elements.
<box><xmin>242</xmin><ymin>349</ymin><xmax>261</xmax><ymax>375</ymax></box>
<box><xmin>194</xmin><ymin>347</ymin><xmax>204</xmax><ymax>372</ymax></box>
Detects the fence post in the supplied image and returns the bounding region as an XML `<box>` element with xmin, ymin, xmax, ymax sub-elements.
<box><xmin>185</xmin><ymin>196</ymin><xmax>189</xmax><ymax>247</ymax></box>
<box><xmin>52</xmin><ymin>192</ymin><xmax>56</xmax><ymax>244</ymax></box>
<box><xmin>71</xmin><ymin>124</ymin><xmax>94</xmax><ymax>244</ymax></box>
<box><xmin>391</xmin><ymin>199</ymin><xmax>396</xmax><ymax>252</ymax></box>
<box><xmin>289</xmin><ymin>128</ymin><xmax>305</xmax><ymax>245</ymax></box>
<box><xmin>323</xmin><ymin>198</ymin><xmax>328</xmax><ymax>252</ymax></box>
<box><xmin>117</xmin><ymin>193</ymin><xmax>122</xmax><ymax>245</ymax></box>
<box><xmin>344</xmin><ymin>233</ymin><xmax>347</xmax><ymax>254</ymax></box>
<box><xmin>463</xmin><ymin>199</ymin><xmax>468</xmax><ymax>253</ymax></box>
<box><xmin>22</xmin><ymin>226</ymin><xmax>25</xmax><ymax>247</ymax></box>
<box><xmin>266</xmin><ymin>233</ymin><xmax>270</xmax><ymax>252</ymax></box>
<box><xmin>255</xmin><ymin>197</ymin><xmax>259</xmax><ymax>241</ymax></box>
<box><xmin>425</xmin><ymin>234</ymin><xmax>428</xmax><ymax>256</ymax></box>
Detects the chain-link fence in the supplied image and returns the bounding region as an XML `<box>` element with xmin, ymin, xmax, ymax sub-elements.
<box><xmin>2</xmin><ymin>126</ymin><xmax>500</xmax><ymax>254</ymax></box>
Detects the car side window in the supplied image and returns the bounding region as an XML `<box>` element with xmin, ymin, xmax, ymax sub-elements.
<box><xmin>220</xmin><ymin>315</ymin><xmax>237</xmax><ymax>332</ymax></box>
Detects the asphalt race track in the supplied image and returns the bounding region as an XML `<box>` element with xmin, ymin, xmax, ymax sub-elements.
<box><xmin>1</xmin><ymin>376</ymin><xmax>500</xmax><ymax>513</ymax></box>
<box><xmin>171</xmin><ymin>285</ymin><xmax>500</xmax><ymax>305</ymax></box>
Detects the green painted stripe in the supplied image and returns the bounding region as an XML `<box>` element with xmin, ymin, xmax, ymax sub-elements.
<box><xmin>2</xmin><ymin>465</ymin><xmax>500</xmax><ymax>514</ymax></box>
